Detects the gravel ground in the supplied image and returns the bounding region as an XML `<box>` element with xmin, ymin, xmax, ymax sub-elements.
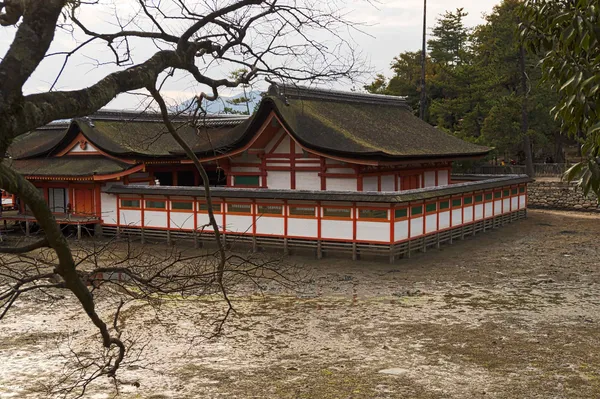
<box><xmin>1</xmin><ymin>209</ymin><xmax>599</xmax><ymax>398</ymax></box>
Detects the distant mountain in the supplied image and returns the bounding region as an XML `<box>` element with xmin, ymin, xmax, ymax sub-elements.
<box><xmin>172</xmin><ymin>90</ymin><xmax>263</xmax><ymax>115</ymax></box>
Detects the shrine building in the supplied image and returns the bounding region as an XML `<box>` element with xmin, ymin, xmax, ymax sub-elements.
<box><xmin>5</xmin><ymin>84</ymin><xmax>531</xmax><ymax>262</ymax></box>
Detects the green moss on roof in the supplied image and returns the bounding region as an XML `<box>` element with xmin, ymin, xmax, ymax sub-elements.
<box><xmin>11</xmin><ymin>157</ymin><xmax>132</xmax><ymax>177</ymax></box>
<box><xmin>271</xmin><ymin>96</ymin><xmax>490</xmax><ymax>158</ymax></box>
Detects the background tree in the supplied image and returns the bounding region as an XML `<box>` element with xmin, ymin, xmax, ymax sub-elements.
<box><xmin>0</xmin><ymin>0</ymin><xmax>362</xmax><ymax>390</ymax></box>
<box><xmin>366</xmin><ymin>0</ymin><xmax>562</xmax><ymax>169</ymax></box>
<box><xmin>520</xmin><ymin>0</ymin><xmax>600</xmax><ymax>195</ymax></box>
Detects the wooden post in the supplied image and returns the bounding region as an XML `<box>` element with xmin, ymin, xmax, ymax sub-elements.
<box><xmin>461</xmin><ymin>225</ymin><xmax>465</xmax><ymax>240</ymax></box>
<box><xmin>407</xmin><ymin>239</ymin><xmax>411</xmax><ymax>259</ymax></box>
<box><xmin>193</xmin><ymin>230</ymin><xmax>199</xmax><ymax>249</ymax></box>
<box><xmin>77</xmin><ymin>224</ymin><xmax>82</xmax><ymax>240</ymax></box>
<box><xmin>141</xmin><ymin>228</ymin><xmax>145</xmax><ymax>244</ymax></box>
<box><xmin>352</xmin><ymin>242</ymin><xmax>357</xmax><ymax>261</ymax></box>
<box><xmin>166</xmin><ymin>229</ymin><xmax>171</xmax><ymax>245</ymax></box>
<box><xmin>252</xmin><ymin>235</ymin><xmax>257</xmax><ymax>253</ymax></box>
<box><xmin>389</xmin><ymin>246</ymin><xmax>395</xmax><ymax>264</ymax></box>
<box><xmin>317</xmin><ymin>240</ymin><xmax>322</xmax><ymax>259</ymax></box>
<box><xmin>436</xmin><ymin>232</ymin><xmax>440</xmax><ymax>249</ymax></box>
<box><xmin>283</xmin><ymin>237</ymin><xmax>289</xmax><ymax>256</ymax></box>
<box><xmin>25</xmin><ymin>219</ymin><xmax>30</xmax><ymax>237</ymax></box>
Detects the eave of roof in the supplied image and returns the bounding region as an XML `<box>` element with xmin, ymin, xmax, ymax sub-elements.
<box><xmin>104</xmin><ymin>174</ymin><xmax>532</xmax><ymax>203</ymax></box>
<box><xmin>10</xmin><ymin>157</ymin><xmax>142</xmax><ymax>180</ymax></box>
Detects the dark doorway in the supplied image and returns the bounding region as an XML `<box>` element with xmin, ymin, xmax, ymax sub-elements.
<box><xmin>177</xmin><ymin>170</ymin><xmax>195</xmax><ymax>186</ymax></box>
<box><xmin>154</xmin><ymin>171</ymin><xmax>173</xmax><ymax>186</ymax></box>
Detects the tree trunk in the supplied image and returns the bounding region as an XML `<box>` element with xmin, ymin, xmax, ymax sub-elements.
<box><xmin>419</xmin><ymin>0</ymin><xmax>427</xmax><ymax>120</ymax></box>
<box><xmin>519</xmin><ymin>45</ymin><xmax>534</xmax><ymax>177</ymax></box>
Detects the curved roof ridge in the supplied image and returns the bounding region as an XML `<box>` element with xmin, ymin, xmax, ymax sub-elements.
<box><xmin>268</xmin><ymin>83</ymin><xmax>409</xmax><ymax>108</ymax></box>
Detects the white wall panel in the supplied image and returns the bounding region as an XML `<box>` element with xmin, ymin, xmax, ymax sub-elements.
<box><xmin>451</xmin><ymin>209</ymin><xmax>462</xmax><ymax>226</ymax></box>
<box><xmin>494</xmin><ymin>200</ymin><xmax>502</xmax><ymax>215</ymax></box>
<box><xmin>273</xmin><ymin>136</ymin><xmax>291</xmax><ymax>153</ymax></box>
<box><xmin>381</xmin><ymin>175</ymin><xmax>395</xmax><ymax>191</ymax></box>
<box><xmin>410</xmin><ymin>217</ymin><xmax>423</xmax><ymax>237</ymax></box>
<box><xmin>326</xmin><ymin>178</ymin><xmax>357</xmax><ymax>191</ymax></box>
<box><xmin>295</xmin><ymin>172</ymin><xmax>320</xmax><ymax>190</ymax></box>
<box><xmin>425</xmin><ymin>214</ymin><xmax>437</xmax><ymax>233</ymax></box>
<box><xmin>119</xmin><ymin>210</ymin><xmax>142</xmax><ymax>226</ymax></box>
<box><xmin>169</xmin><ymin>212</ymin><xmax>194</xmax><ymax>230</ymax></box>
<box><xmin>484</xmin><ymin>203</ymin><xmax>493</xmax><ymax>218</ymax></box>
<box><xmin>519</xmin><ymin>195</ymin><xmax>526</xmax><ymax>209</ymax></box>
<box><xmin>321</xmin><ymin>220</ymin><xmax>353</xmax><ymax>240</ymax></box>
<box><xmin>144</xmin><ymin>211</ymin><xmax>167</xmax><ymax>228</ymax></box>
<box><xmin>394</xmin><ymin>220</ymin><xmax>409</xmax><ymax>241</ymax></box>
<box><xmin>424</xmin><ymin>171</ymin><xmax>436</xmax><ymax>187</ymax></box>
<box><xmin>439</xmin><ymin>211</ymin><xmax>451</xmax><ymax>229</ymax></box>
<box><xmin>256</xmin><ymin>217</ymin><xmax>285</xmax><ymax>236</ymax></box>
<box><xmin>226</xmin><ymin>215</ymin><xmax>254</xmax><ymax>234</ymax></box>
<box><xmin>463</xmin><ymin>207</ymin><xmax>474</xmax><ymax>223</ymax></box>
<box><xmin>363</xmin><ymin>176</ymin><xmax>377</xmax><ymax>191</ymax></box>
<box><xmin>101</xmin><ymin>193</ymin><xmax>118</xmax><ymax>224</ymax></box>
<box><xmin>503</xmin><ymin>198</ymin><xmax>511</xmax><ymax>213</ymax></box>
<box><xmin>197</xmin><ymin>213</ymin><xmax>219</xmax><ymax>232</ymax></box>
<box><xmin>356</xmin><ymin>221</ymin><xmax>389</xmax><ymax>242</ymax></box>
<box><xmin>267</xmin><ymin>171</ymin><xmax>290</xmax><ymax>189</ymax></box>
<box><xmin>474</xmin><ymin>204</ymin><xmax>484</xmax><ymax>220</ymax></box>
<box><xmin>288</xmin><ymin>219</ymin><xmax>318</xmax><ymax>238</ymax></box>
<box><xmin>511</xmin><ymin>197</ymin><xmax>518</xmax><ymax>210</ymax></box>
<box><xmin>437</xmin><ymin>170</ymin><xmax>449</xmax><ymax>186</ymax></box>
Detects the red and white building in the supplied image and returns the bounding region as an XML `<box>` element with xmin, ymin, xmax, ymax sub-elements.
<box><xmin>6</xmin><ymin>84</ymin><xmax>530</xmax><ymax>261</ymax></box>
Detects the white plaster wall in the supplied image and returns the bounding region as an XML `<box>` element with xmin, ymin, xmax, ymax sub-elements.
<box><xmin>267</xmin><ymin>171</ymin><xmax>290</xmax><ymax>189</ymax></box>
<box><xmin>519</xmin><ymin>195</ymin><xmax>526</xmax><ymax>209</ymax></box>
<box><xmin>256</xmin><ymin>216</ymin><xmax>285</xmax><ymax>236</ymax></box>
<box><xmin>363</xmin><ymin>176</ymin><xmax>377</xmax><ymax>191</ymax></box>
<box><xmin>451</xmin><ymin>209</ymin><xmax>462</xmax><ymax>226</ymax></box>
<box><xmin>425</xmin><ymin>214</ymin><xmax>437</xmax><ymax>233</ymax></box>
<box><xmin>424</xmin><ymin>171</ymin><xmax>436</xmax><ymax>187</ymax></box>
<box><xmin>503</xmin><ymin>198</ymin><xmax>511</xmax><ymax>213</ymax></box>
<box><xmin>321</xmin><ymin>220</ymin><xmax>353</xmax><ymax>240</ymax></box>
<box><xmin>410</xmin><ymin>217</ymin><xmax>423</xmax><ymax>237</ymax></box>
<box><xmin>511</xmin><ymin>197</ymin><xmax>519</xmax><ymax>210</ymax></box>
<box><xmin>295</xmin><ymin>171</ymin><xmax>320</xmax><ymax>190</ymax></box>
<box><xmin>101</xmin><ymin>192</ymin><xmax>118</xmax><ymax>224</ymax></box>
<box><xmin>463</xmin><ymin>206</ymin><xmax>474</xmax><ymax>223</ymax></box>
<box><xmin>494</xmin><ymin>200</ymin><xmax>502</xmax><ymax>215</ymax></box>
<box><xmin>439</xmin><ymin>211</ymin><xmax>451</xmax><ymax>229</ymax></box>
<box><xmin>144</xmin><ymin>211</ymin><xmax>167</xmax><ymax>228</ymax></box>
<box><xmin>437</xmin><ymin>170</ymin><xmax>449</xmax><ymax>186</ymax></box>
<box><xmin>394</xmin><ymin>220</ymin><xmax>409</xmax><ymax>241</ymax></box>
<box><xmin>288</xmin><ymin>219</ymin><xmax>318</xmax><ymax>238</ymax></box>
<box><xmin>474</xmin><ymin>204</ymin><xmax>484</xmax><ymax>220</ymax></box>
<box><xmin>484</xmin><ymin>202</ymin><xmax>493</xmax><ymax>218</ymax></box>
<box><xmin>197</xmin><ymin>213</ymin><xmax>218</xmax><ymax>232</ymax></box>
<box><xmin>273</xmin><ymin>136</ymin><xmax>291</xmax><ymax>153</ymax></box>
<box><xmin>119</xmin><ymin>210</ymin><xmax>141</xmax><ymax>227</ymax></box>
<box><xmin>327</xmin><ymin>167</ymin><xmax>353</xmax><ymax>174</ymax></box>
<box><xmin>326</xmin><ymin>178</ymin><xmax>357</xmax><ymax>191</ymax></box>
<box><xmin>169</xmin><ymin>212</ymin><xmax>194</xmax><ymax>230</ymax></box>
<box><xmin>264</xmin><ymin>131</ymin><xmax>284</xmax><ymax>153</ymax></box>
<box><xmin>226</xmin><ymin>215</ymin><xmax>254</xmax><ymax>234</ymax></box>
<box><xmin>356</xmin><ymin>221</ymin><xmax>389</xmax><ymax>242</ymax></box>
<box><xmin>381</xmin><ymin>175</ymin><xmax>395</xmax><ymax>191</ymax></box>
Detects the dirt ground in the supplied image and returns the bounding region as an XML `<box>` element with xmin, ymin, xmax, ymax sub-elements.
<box><xmin>1</xmin><ymin>209</ymin><xmax>599</xmax><ymax>399</ymax></box>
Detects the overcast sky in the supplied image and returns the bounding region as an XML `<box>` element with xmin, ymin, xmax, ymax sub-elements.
<box><xmin>1</xmin><ymin>0</ymin><xmax>501</xmax><ymax>110</ymax></box>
